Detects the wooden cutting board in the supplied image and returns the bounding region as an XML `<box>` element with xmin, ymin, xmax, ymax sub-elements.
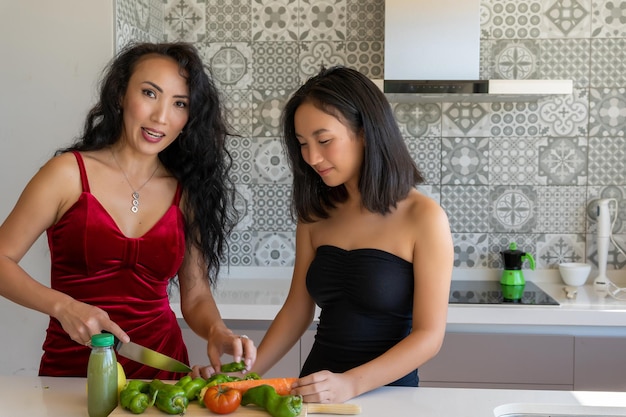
<box><xmin>110</xmin><ymin>403</ymin><xmax>268</xmax><ymax>416</ymax></box>
<box><xmin>110</xmin><ymin>402</ymin><xmax>361</xmax><ymax>416</ymax></box>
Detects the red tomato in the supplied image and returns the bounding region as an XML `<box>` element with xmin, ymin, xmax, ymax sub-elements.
<box><xmin>203</xmin><ymin>385</ymin><xmax>242</xmax><ymax>414</ymax></box>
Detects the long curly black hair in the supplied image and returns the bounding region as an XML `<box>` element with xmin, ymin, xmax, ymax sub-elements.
<box><xmin>56</xmin><ymin>42</ymin><xmax>238</xmax><ymax>286</ymax></box>
<box><xmin>281</xmin><ymin>65</ymin><xmax>424</xmax><ymax>222</ymax></box>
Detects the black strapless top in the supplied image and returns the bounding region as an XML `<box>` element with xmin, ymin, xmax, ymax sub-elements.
<box><xmin>302</xmin><ymin>245</ymin><xmax>418</xmax><ymax>386</ymax></box>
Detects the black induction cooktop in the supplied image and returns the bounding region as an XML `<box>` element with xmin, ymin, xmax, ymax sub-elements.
<box><xmin>449</xmin><ymin>281</ymin><xmax>559</xmax><ymax>306</ymax></box>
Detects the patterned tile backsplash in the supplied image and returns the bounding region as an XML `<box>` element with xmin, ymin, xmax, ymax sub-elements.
<box><xmin>116</xmin><ymin>0</ymin><xmax>626</xmax><ymax>273</ymax></box>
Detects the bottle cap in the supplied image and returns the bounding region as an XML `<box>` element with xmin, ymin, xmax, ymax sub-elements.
<box><xmin>91</xmin><ymin>333</ymin><xmax>115</xmax><ymax>347</ymax></box>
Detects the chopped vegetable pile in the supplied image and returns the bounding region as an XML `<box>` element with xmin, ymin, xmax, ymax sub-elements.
<box><xmin>118</xmin><ymin>360</ymin><xmax>299</xmax><ymax>415</ymax></box>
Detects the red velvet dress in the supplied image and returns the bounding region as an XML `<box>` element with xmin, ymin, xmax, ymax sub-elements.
<box><xmin>39</xmin><ymin>151</ymin><xmax>189</xmax><ymax>379</ymax></box>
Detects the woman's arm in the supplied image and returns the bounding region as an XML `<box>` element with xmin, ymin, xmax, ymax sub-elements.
<box><xmin>293</xmin><ymin>195</ymin><xmax>454</xmax><ymax>403</ymax></box>
<box><xmin>251</xmin><ymin>222</ymin><xmax>317</xmax><ymax>376</ymax></box>
<box><xmin>0</xmin><ymin>153</ymin><xmax>129</xmax><ymax>345</ymax></box>
<box><xmin>178</xmin><ymin>242</ymin><xmax>256</xmax><ymax>376</ymax></box>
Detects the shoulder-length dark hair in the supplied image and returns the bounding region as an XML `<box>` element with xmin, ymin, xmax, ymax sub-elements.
<box><xmin>57</xmin><ymin>41</ymin><xmax>238</xmax><ymax>286</ymax></box>
<box><xmin>281</xmin><ymin>65</ymin><xmax>424</xmax><ymax>222</ymax></box>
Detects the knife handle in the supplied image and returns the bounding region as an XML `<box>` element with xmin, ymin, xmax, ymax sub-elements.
<box><xmin>306</xmin><ymin>403</ymin><xmax>362</xmax><ymax>414</ymax></box>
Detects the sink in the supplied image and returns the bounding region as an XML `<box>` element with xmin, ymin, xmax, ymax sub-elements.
<box><xmin>494</xmin><ymin>403</ymin><xmax>626</xmax><ymax>417</ymax></box>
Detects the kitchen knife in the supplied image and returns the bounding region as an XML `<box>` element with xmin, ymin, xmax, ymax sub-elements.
<box><xmin>115</xmin><ymin>339</ymin><xmax>192</xmax><ymax>373</ymax></box>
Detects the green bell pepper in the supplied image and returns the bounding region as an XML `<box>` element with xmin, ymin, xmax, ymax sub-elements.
<box><xmin>241</xmin><ymin>384</ymin><xmax>302</xmax><ymax>417</ymax></box>
<box><xmin>220</xmin><ymin>360</ymin><xmax>246</xmax><ymax>373</ymax></box>
<box><xmin>119</xmin><ymin>380</ymin><xmax>156</xmax><ymax>414</ymax></box>
<box><xmin>149</xmin><ymin>379</ymin><xmax>189</xmax><ymax>415</ymax></box>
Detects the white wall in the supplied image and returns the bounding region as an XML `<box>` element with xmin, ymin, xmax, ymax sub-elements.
<box><xmin>0</xmin><ymin>1</ymin><xmax>114</xmax><ymax>375</ymax></box>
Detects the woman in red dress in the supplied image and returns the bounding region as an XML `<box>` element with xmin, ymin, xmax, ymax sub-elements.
<box><xmin>0</xmin><ymin>42</ymin><xmax>255</xmax><ymax>379</ymax></box>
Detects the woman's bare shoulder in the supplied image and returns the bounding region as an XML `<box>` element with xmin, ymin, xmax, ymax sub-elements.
<box><xmin>36</xmin><ymin>151</ymin><xmax>80</xmax><ymax>181</ymax></box>
<box><xmin>29</xmin><ymin>152</ymin><xmax>85</xmax><ymax>207</ymax></box>
<box><xmin>403</xmin><ymin>189</ymin><xmax>450</xmax><ymax>229</ymax></box>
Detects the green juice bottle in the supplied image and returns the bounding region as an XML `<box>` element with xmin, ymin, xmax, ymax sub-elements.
<box><xmin>87</xmin><ymin>333</ymin><xmax>118</xmax><ymax>417</ymax></box>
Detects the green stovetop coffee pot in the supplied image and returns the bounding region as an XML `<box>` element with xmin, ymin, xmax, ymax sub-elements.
<box><xmin>500</xmin><ymin>242</ymin><xmax>535</xmax><ymax>301</ymax></box>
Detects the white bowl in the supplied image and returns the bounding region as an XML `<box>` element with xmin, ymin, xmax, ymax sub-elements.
<box><xmin>559</xmin><ymin>262</ymin><xmax>591</xmax><ymax>286</ymax></box>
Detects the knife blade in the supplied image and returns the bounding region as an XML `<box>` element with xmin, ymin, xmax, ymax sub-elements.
<box><xmin>115</xmin><ymin>340</ymin><xmax>192</xmax><ymax>373</ymax></box>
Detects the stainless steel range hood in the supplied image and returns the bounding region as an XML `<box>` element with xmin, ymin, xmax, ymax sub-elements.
<box><xmin>376</xmin><ymin>0</ymin><xmax>572</xmax><ymax>102</ymax></box>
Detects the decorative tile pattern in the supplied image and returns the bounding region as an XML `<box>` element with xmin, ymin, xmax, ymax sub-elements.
<box><xmin>251</xmin><ymin>89</ymin><xmax>290</xmax><ymax>137</ymax></box>
<box><xmin>346</xmin><ymin>0</ymin><xmax>384</xmax><ymax>40</ymax></box>
<box><xmin>251</xmin><ymin>138</ymin><xmax>291</xmax><ymax>184</ymax></box>
<box><xmin>536</xmin><ymin>234</ymin><xmax>587</xmax><ymax>269</ymax></box>
<box><xmin>441</xmin><ymin>186</ymin><xmax>491</xmax><ymax>233</ymax></box>
<box><xmin>492</xmin><ymin>40</ymin><xmax>539</xmax><ymax>79</ymax></box>
<box><xmin>251</xmin><ymin>0</ymin><xmax>299</xmax><ymax>41</ymax></box>
<box><xmin>442</xmin><ymin>103</ymin><xmax>490</xmax><ymax>136</ymax></box>
<box><xmin>441</xmin><ymin>137</ymin><xmax>489</xmax><ymax>185</ymax></box>
<box><xmin>482</xmin><ymin>0</ymin><xmax>592</xmax><ymax>39</ymax></box>
<box><xmin>589</xmin><ymin>88</ymin><xmax>626</xmax><ymax>137</ymax></box>
<box><xmin>588</xmin><ymin>137</ymin><xmax>626</xmax><ymax>185</ymax></box>
<box><xmin>536</xmin><ymin>186</ymin><xmax>587</xmax><ymax>233</ymax></box>
<box><xmin>490</xmin><ymin>186</ymin><xmax>537</xmax><ymax>233</ymax></box>
<box><xmin>490</xmin><ymin>137</ymin><xmax>538</xmax><ymax>185</ymax></box>
<box><xmin>200</xmin><ymin>42</ymin><xmax>252</xmax><ymax>89</ymax></box>
<box><xmin>344</xmin><ymin>41</ymin><xmax>384</xmax><ymax>79</ymax></box>
<box><xmin>115</xmin><ymin>0</ymin><xmax>164</xmax><ymax>49</ymax></box>
<box><xmin>544</xmin><ymin>0</ymin><xmax>590</xmax><ymax>37</ymax></box>
<box><xmin>590</xmin><ymin>39</ymin><xmax>626</xmax><ymax>86</ymax></box>
<box><xmin>222</xmin><ymin>89</ymin><xmax>254</xmax><ymax>136</ymax></box>
<box><xmin>483</xmin><ymin>1</ymin><xmax>543</xmax><ymax>39</ymax></box>
<box><xmin>406</xmin><ymin>137</ymin><xmax>441</xmax><ymax>185</ymax></box>
<box><xmin>228</xmin><ymin>230</ymin><xmax>254</xmax><ymax>266</ymax></box>
<box><xmin>252</xmin><ymin>42</ymin><xmax>300</xmax><ymax>89</ymax></box>
<box><xmin>113</xmin><ymin>0</ymin><xmax>626</xmax><ymax>273</ymax></box>
<box><xmin>538</xmin><ymin>39</ymin><xmax>590</xmax><ymax>87</ymax></box>
<box><xmin>299</xmin><ymin>0</ymin><xmax>347</xmax><ymax>41</ymax></box>
<box><xmin>251</xmin><ymin>184</ymin><xmax>293</xmax><ymax>230</ymax></box>
<box><xmin>233</xmin><ymin>185</ymin><xmax>254</xmax><ymax>231</ymax></box>
<box><xmin>253</xmin><ymin>232</ymin><xmax>296</xmax><ymax>266</ymax></box>
<box><xmin>392</xmin><ymin>103</ymin><xmax>442</xmax><ymax>138</ymax></box>
<box><xmin>591</xmin><ymin>0</ymin><xmax>626</xmax><ymax>37</ymax></box>
<box><xmin>537</xmin><ymin>137</ymin><xmax>587</xmax><ymax>185</ymax></box>
<box><xmin>226</xmin><ymin>135</ymin><xmax>253</xmax><ymax>184</ymax></box>
<box><xmin>489</xmin><ymin>102</ymin><xmax>540</xmax><ymax>137</ymax></box>
<box><xmin>452</xmin><ymin>233</ymin><xmax>490</xmax><ymax>267</ymax></box>
<box><xmin>299</xmin><ymin>41</ymin><xmax>346</xmax><ymax>80</ymax></box>
<box><xmin>163</xmin><ymin>0</ymin><xmax>206</xmax><ymax>42</ymax></box>
<box><xmin>206</xmin><ymin>0</ymin><xmax>251</xmax><ymax>42</ymax></box>
<box><xmin>537</xmin><ymin>89</ymin><xmax>588</xmax><ymax>137</ymax></box>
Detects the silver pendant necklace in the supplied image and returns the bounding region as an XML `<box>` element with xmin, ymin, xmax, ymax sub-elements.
<box><xmin>110</xmin><ymin>149</ymin><xmax>159</xmax><ymax>213</ymax></box>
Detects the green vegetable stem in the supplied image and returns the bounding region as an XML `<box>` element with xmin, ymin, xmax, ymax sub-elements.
<box><xmin>241</xmin><ymin>384</ymin><xmax>303</xmax><ymax>417</ymax></box>
<box><xmin>119</xmin><ymin>380</ymin><xmax>156</xmax><ymax>414</ymax></box>
<box><xmin>220</xmin><ymin>360</ymin><xmax>247</xmax><ymax>373</ymax></box>
<box><xmin>149</xmin><ymin>379</ymin><xmax>189</xmax><ymax>415</ymax></box>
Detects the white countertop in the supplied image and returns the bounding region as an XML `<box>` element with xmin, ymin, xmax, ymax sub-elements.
<box><xmin>4</xmin><ymin>375</ymin><xmax>626</xmax><ymax>417</ymax></box>
<box><xmin>171</xmin><ymin>268</ymin><xmax>626</xmax><ymax>335</ymax></box>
